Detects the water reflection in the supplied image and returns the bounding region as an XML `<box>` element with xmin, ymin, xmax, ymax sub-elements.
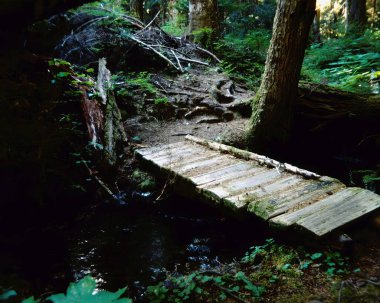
<box><xmin>64</xmin><ymin>194</ymin><xmax>270</xmax><ymax>300</ymax></box>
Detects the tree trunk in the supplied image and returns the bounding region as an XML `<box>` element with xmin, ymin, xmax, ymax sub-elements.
<box><xmin>130</xmin><ymin>0</ymin><xmax>144</xmax><ymax>21</ymax></box>
<box><xmin>246</xmin><ymin>0</ymin><xmax>316</xmax><ymax>152</ymax></box>
<box><xmin>188</xmin><ymin>0</ymin><xmax>219</xmax><ymax>34</ymax></box>
<box><xmin>167</xmin><ymin>0</ymin><xmax>180</xmax><ymax>25</ymax></box>
<box><xmin>345</xmin><ymin>0</ymin><xmax>367</xmax><ymax>34</ymax></box>
<box><xmin>312</xmin><ymin>8</ymin><xmax>322</xmax><ymax>44</ymax></box>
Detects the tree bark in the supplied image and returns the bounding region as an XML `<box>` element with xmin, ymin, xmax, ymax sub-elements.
<box><xmin>246</xmin><ymin>0</ymin><xmax>316</xmax><ymax>152</ymax></box>
<box><xmin>312</xmin><ymin>8</ymin><xmax>322</xmax><ymax>44</ymax></box>
<box><xmin>345</xmin><ymin>0</ymin><xmax>367</xmax><ymax>34</ymax></box>
<box><xmin>130</xmin><ymin>0</ymin><xmax>144</xmax><ymax>21</ymax></box>
<box><xmin>188</xmin><ymin>0</ymin><xmax>219</xmax><ymax>34</ymax></box>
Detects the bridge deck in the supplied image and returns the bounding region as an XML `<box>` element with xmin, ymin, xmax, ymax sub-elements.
<box><xmin>135</xmin><ymin>135</ymin><xmax>380</xmax><ymax>236</ymax></box>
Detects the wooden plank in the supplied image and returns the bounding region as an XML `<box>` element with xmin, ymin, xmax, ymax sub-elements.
<box><xmin>143</xmin><ymin>145</ymin><xmax>197</xmax><ymax>161</ymax></box>
<box><xmin>184</xmin><ymin>157</ymin><xmax>242</xmax><ymax>178</ymax></box>
<box><xmin>175</xmin><ymin>155</ymin><xmax>232</xmax><ymax>174</ymax></box>
<box><xmin>227</xmin><ymin>175</ymin><xmax>304</xmax><ymax>210</ymax></box>
<box><xmin>137</xmin><ymin>141</ymin><xmax>191</xmax><ymax>156</ymax></box>
<box><xmin>258</xmin><ymin>178</ymin><xmax>345</xmax><ymax>219</ymax></box>
<box><xmin>201</xmin><ymin>169</ymin><xmax>283</xmax><ymax>201</ymax></box>
<box><xmin>136</xmin><ymin>138</ymin><xmax>380</xmax><ymax>236</ymax></box>
<box><xmin>155</xmin><ymin>150</ymin><xmax>219</xmax><ymax>167</ymax></box>
<box><xmin>190</xmin><ymin>162</ymin><xmax>253</xmax><ymax>185</ymax></box>
<box><xmin>198</xmin><ymin>165</ymin><xmax>267</xmax><ymax>189</ymax></box>
<box><xmin>270</xmin><ymin>188</ymin><xmax>380</xmax><ymax>236</ymax></box>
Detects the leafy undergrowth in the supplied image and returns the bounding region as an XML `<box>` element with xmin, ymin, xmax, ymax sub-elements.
<box><xmin>146</xmin><ymin>239</ymin><xmax>379</xmax><ymax>303</ymax></box>
<box><xmin>215</xmin><ymin>30</ymin><xmax>270</xmax><ymax>88</ymax></box>
<box><xmin>302</xmin><ymin>29</ymin><xmax>380</xmax><ymax>93</ymax></box>
<box><xmin>1</xmin><ymin>240</ymin><xmax>379</xmax><ymax>303</ymax></box>
<box><xmin>0</xmin><ymin>277</ymin><xmax>132</xmax><ymax>303</ymax></box>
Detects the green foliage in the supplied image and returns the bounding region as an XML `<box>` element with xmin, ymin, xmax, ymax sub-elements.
<box><xmin>1</xmin><ymin>277</ymin><xmax>132</xmax><ymax>303</ymax></box>
<box><xmin>303</xmin><ymin>251</ymin><xmax>352</xmax><ymax>277</ymax></box>
<box><xmin>21</xmin><ymin>297</ymin><xmax>39</xmax><ymax>303</ymax></box>
<box><xmin>147</xmin><ymin>269</ymin><xmax>265</xmax><ymax>302</ymax></box>
<box><xmin>161</xmin><ymin>21</ymin><xmax>187</xmax><ymax>37</ymax></box>
<box><xmin>73</xmin><ymin>0</ymin><xmax>128</xmax><ymax>16</ymax></box>
<box><xmin>215</xmin><ymin>30</ymin><xmax>270</xmax><ymax>88</ymax></box>
<box><xmin>191</xmin><ymin>27</ymin><xmax>214</xmax><ymax>49</ymax></box>
<box><xmin>131</xmin><ymin>169</ymin><xmax>156</xmax><ymax>191</ymax></box>
<box><xmin>47</xmin><ymin>276</ymin><xmax>131</xmax><ymax>303</ymax></box>
<box><xmin>302</xmin><ymin>29</ymin><xmax>380</xmax><ymax>93</ymax></box>
<box><xmin>114</xmin><ymin>72</ymin><xmax>157</xmax><ymax>97</ymax></box>
<box><xmin>0</xmin><ymin>290</ymin><xmax>17</xmax><ymax>300</ymax></box>
<box><xmin>218</xmin><ymin>0</ymin><xmax>276</xmax><ymax>35</ymax></box>
<box><xmin>154</xmin><ymin>97</ymin><xmax>169</xmax><ymax>105</ymax></box>
<box><xmin>242</xmin><ymin>238</ymin><xmax>275</xmax><ymax>263</ymax></box>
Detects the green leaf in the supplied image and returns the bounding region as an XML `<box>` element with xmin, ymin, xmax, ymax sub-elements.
<box><xmin>0</xmin><ymin>290</ymin><xmax>17</xmax><ymax>300</ymax></box>
<box><xmin>21</xmin><ymin>297</ymin><xmax>39</xmax><ymax>303</ymax></box>
<box><xmin>300</xmin><ymin>261</ymin><xmax>312</xmax><ymax>270</ymax></box>
<box><xmin>326</xmin><ymin>267</ymin><xmax>336</xmax><ymax>276</ymax></box>
<box><xmin>219</xmin><ymin>292</ymin><xmax>227</xmax><ymax>300</ymax></box>
<box><xmin>47</xmin><ymin>276</ymin><xmax>131</xmax><ymax>303</ymax></box>
<box><xmin>231</xmin><ymin>286</ymin><xmax>240</xmax><ymax>292</ymax></box>
<box><xmin>310</xmin><ymin>253</ymin><xmax>323</xmax><ymax>260</ymax></box>
<box><xmin>199</xmin><ymin>275</ymin><xmax>213</xmax><ymax>284</ymax></box>
<box><xmin>56</xmin><ymin>72</ymin><xmax>71</xmax><ymax>78</ymax></box>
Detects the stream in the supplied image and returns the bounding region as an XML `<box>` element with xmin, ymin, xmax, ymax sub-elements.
<box><xmin>0</xmin><ymin>191</ymin><xmax>272</xmax><ymax>301</ymax></box>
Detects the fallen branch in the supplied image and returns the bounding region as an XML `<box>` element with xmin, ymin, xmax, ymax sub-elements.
<box><xmin>178</xmin><ymin>56</ymin><xmax>209</xmax><ymax>66</ymax></box>
<box><xmin>81</xmin><ymin>157</ymin><xmax>116</xmax><ymax>200</ymax></box>
<box><xmin>142</xmin><ymin>10</ymin><xmax>161</xmax><ymax>30</ymax></box>
<box><xmin>171</xmin><ymin>50</ymin><xmax>184</xmax><ymax>73</ymax></box>
<box><xmin>185</xmin><ymin>135</ymin><xmax>321</xmax><ymax>179</ymax></box>
<box><xmin>129</xmin><ymin>35</ymin><xmax>181</xmax><ymax>71</ymax></box>
<box><xmin>196</xmin><ymin>45</ymin><xmax>221</xmax><ymax>63</ymax></box>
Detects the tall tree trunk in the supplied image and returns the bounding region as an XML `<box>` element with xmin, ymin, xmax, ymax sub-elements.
<box><xmin>246</xmin><ymin>0</ymin><xmax>316</xmax><ymax>152</ymax></box>
<box><xmin>312</xmin><ymin>8</ymin><xmax>322</xmax><ymax>43</ymax></box>
<box><xmin>130</xmin><ymin>0</ymin><xmax>144</xmax><ymax>21</ymax></box>
<box><xmin>345</xmin><ymin>0</ymin><xmax>367</xmax><ymax>34</ymax></box>
<box><xmin>188</xmin><ymin>0</ymin><xmax>219</xmax><ymax>34</ymax></box>
<box><xmin>167</xmin><ymin>0</ymin><xmax>180</xmax><ymax>25</ymax></box>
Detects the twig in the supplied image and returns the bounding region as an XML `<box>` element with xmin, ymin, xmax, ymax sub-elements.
<box><xmin>196</xmin><ymin>46</ymin><xmax>222</xmax><ymax>63</ymax></box>
<box><xmin>337</xmin><ymin>281</ymin><xmax>345</xmax><ymax>303</ymax></box>
<box><xmin>81</xmin><ymin>157</ymin><xmax>116</xmax><ymax>200</ymax></box>
<box><xmin>142</xmin><ymin>10</ymin><xmax>161</xmax><ymax>30</ymax></box>
<box><xmin>178</xmin><ymin>56</ymin><xmax>209</xmax><ymax>66</ymax></box>
<box><xmin>366</xmin><ymin>279</ymin><xmax>380</xmax><ymax>287</ymax></box>
<box><xmin>155</xmin><ymin>177</ymin><xmax>171</xmax><ymax>201</ymax></box>
<box><xmin>171</xmin><ymin>50</ymin><xmax>184</xmax><ymax>72</ymax></box>
<box><xmin>129</xmin><ymin>36</ymin><xmax>180</xmax><ymax>71</ymax></box>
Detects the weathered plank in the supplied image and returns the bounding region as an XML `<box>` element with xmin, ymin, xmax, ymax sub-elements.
<box><xmin>271</xmin><ymin>188</ymin><xmax>380</xmax><ymax>236</ymax></box>
<box><xmin>135</xmin><ymin>136</ymin><xmax>380</xmax><ymax>236</ymax></box>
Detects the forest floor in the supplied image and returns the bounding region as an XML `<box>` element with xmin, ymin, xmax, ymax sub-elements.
<box><xmin>124</xmin><ymin>66</ymin><xmax>252</xmax><ymax>148</ymax></box>
<box><xmin>124</xmin><ymin>66</ymin><xmax>380</xmax><ymax>303</ymax></box>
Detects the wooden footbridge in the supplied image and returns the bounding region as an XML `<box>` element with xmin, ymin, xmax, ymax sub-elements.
<box><xmin>135</xmin><ymin>135</ymin><xmax>380</xmax><ymax>237</ymax></box>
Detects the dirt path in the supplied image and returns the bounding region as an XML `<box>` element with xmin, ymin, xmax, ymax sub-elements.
<box><xmin>126</xmin><ymin>117</ymin><xmax>249</xmax><ymax>147</ymax></box>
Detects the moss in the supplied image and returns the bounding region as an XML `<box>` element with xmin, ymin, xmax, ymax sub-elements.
<box><xmin>248</xmin><ymin>199</ymin><xmax>272</xmax><ymax>220</ymax></box>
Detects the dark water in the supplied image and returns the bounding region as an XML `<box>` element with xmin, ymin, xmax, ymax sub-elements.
<box><xmin>0</xmin><ymin>192</ymin><xmax>271</xmax><ymax>301</ymax></box>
